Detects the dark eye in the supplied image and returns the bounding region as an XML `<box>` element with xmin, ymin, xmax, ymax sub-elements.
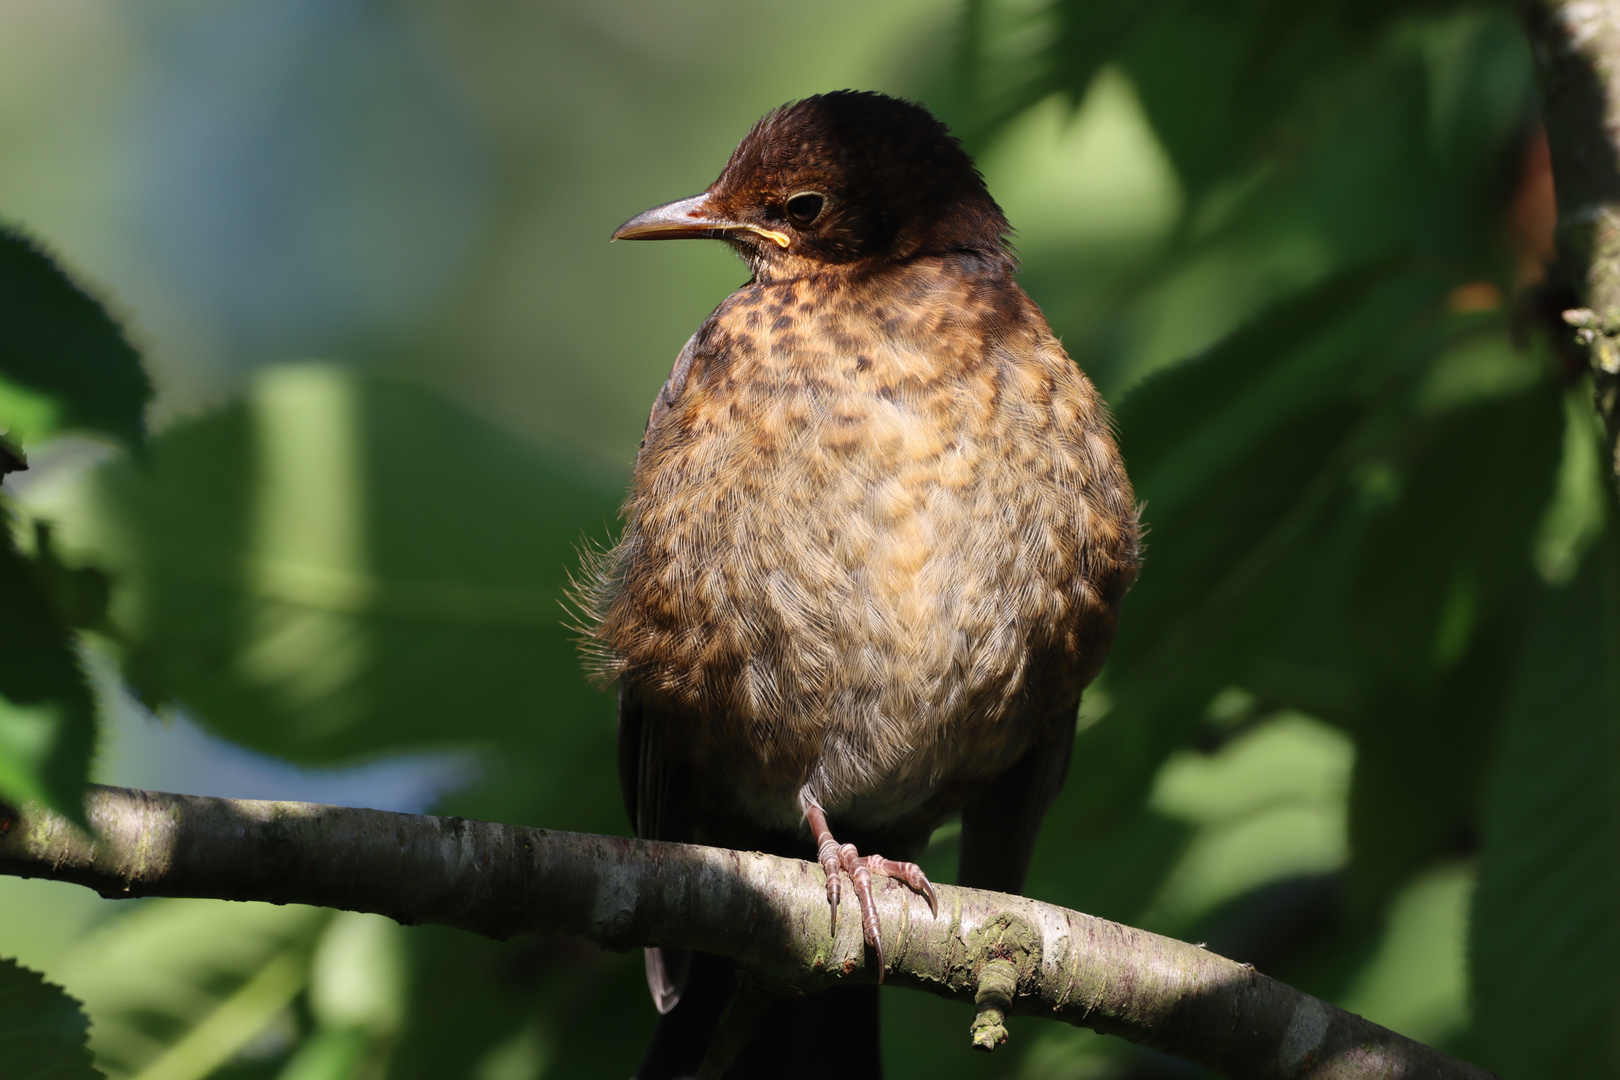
<box><xmin>784</xmin><ymin>192</ymin><xmax>825</xmax><ymax>227</ymax></box>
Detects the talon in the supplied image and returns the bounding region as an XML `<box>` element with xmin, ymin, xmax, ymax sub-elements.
<box><xmin>848</xmin><ymin>856</ymin><xmax>878</xmax><ymax>946</ymax></box>
<box><xmin>801</xmin><ymin>796</ymin><xmax>938</xmax><ymax>984</ymax></box>
<box><xmin>865</xmin><ymin>854</ymin><xmax>938</xmax><ymax>917</ymax></box>
<box><xmin>817</xmin><ymin>836</ymin><xmax>844</xmax><ymax>935</ymax></box>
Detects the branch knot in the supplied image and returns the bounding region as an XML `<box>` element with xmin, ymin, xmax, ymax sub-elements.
<box><xmin>967</xmin><ymin>912</ymin><xmax>1039</xmax><ymax>1051</ymax></box>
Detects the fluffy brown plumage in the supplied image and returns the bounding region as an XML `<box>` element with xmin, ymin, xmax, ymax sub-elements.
<box><xmin>578</xmin><ymin>90</ymin><xmax>1138</xmax><ymax>1079</ymax></box>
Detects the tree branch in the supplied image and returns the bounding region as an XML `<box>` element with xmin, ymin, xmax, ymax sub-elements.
<box><xmin>1521</xmin><ymin>0</ymin><xmax>1620</xmax><ymax>479</ymax></box>
<box><xmin>0</xmin><ymin>785</ymin><xmax>1489</xmax><ymax>1080</ymax></box>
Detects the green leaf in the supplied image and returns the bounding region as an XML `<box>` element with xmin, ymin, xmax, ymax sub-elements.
<box><xmin>0</xmin><ymin>956</ymin><xmax>102</xmax><ymax>1080</ymax></box>
<box><xmin>1057</xmin><ymin>266</ymin><xmax>1439</xmax><ymax>826</ymax></box>
<box><xmin>53</xmin><ymin>899</ymin><xmax>326</xmax><ymax>1080</ymax></box>
<box><xmin>1141</xmin><ymin>713</ymin><xmax>1352</xmax><ymax>933</ymax></box>
<box><xmin>1339</xmin><ymin>375</ymin><xmax>1565</xmax><ymax>908</ymax></box>
<box><xmin>0</xmin><ymin>223</ymin><xmax>143</xmax><ymax>823</ymax></box>
<box><xmin>967</xmin><ymin>1</ymin><xmax>1533</xmax><ymax>213</ymax></box>
<box><xmin>1</xmin><ymin>434</ymin><xmax>25</xmax><ymax>483</ymax></box>
<box><xmin>390</xmin><ymin>928</ymin><xmax>636</xmax><ymax>1080</ymax></box>
<box><xmin>1112</xmin><ymin>261</ymin><xmax>1409</xmax><ymax>511</ymax></box>
<box><xmin>1114</xmin><ymin>1</ymin><xmax>1448</xmax><ymax>198</ymax></box>
<box><xmin>307</xmin><ymin>913</ymin><xmax>405</xmax><ymax>1038</ymax></box>
<box><xmin>34</xmin><ymin>364</ymin><xmax>621</xmax><ymax>776</ymax></box>
<box><xmin>0</xmin><ymin>524</ymin><xmax>96</xmax><ymax>824</ymax></box>
<box><xmin>272</xmin><ymin>1030</ymin><xmax>364</xmax><ymax>1080</ymax></box>
<box><xmin>1468</xmin><ymin>521</ymin><xmax>1620</xmax><ymax>1075</ymax></box>
<box><xmin>0</xmin><ymin>226</ymin><xmax>150</xmax><ymax>448</ymax></box>
<box><xmin>1335</xmin><ymin>862</ymin><xmax>1472</xmax><ymax>1047</ymax></box>
<box><xmin>1342</xmin><ymin>630</ymin><xmax>1504</xmax><ymax>910</ymax></box>
<box><xmin>1035</xmin><ymin>267</ymin><xmax>1568</xmax><ymax>1058</ymax></box>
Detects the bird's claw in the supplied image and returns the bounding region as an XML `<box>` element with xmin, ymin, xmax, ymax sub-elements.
<box><xmin>815</xmin><ymin>833</ymin><xmax>846</xmax><ymax>935</ymax></box>
<box><xmin>868</xmin><ymin>854</ymin><xmax>938</xmax><ymax>917</ymax></box>
<box><xmin>804</xmin><ymin>801</ymin><xmax>937</xmax><ymax>983</ymax></box>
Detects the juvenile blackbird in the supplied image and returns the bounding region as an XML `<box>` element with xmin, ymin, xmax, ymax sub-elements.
<box><xmin>580</xmin><ymin>91</ymin><xmax>1139</xmax><ymax>1078</ymax></box>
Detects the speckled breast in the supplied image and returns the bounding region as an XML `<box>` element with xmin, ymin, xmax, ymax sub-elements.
<box><xmin>587</xmin><ymin>259</ymin><xmax>1137</xmax><ymax>829</ymax></box>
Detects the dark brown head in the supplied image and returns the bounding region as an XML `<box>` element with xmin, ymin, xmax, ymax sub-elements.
<box><xmin>612</xmin><ymin>91</ymin><xmax>1013</xmax><ymax>279</ymax></box>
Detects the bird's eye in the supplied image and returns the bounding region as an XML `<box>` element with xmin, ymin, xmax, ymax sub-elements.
<box><xmin>784</xmin><ymin>192</ymin><xmax>826</xmax><ymax>227</ymax></box>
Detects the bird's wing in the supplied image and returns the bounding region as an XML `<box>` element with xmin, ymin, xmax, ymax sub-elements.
<box><xmin>620</xmin><ymin>332</ymin><xmax>706</xmax><ymax>1018</ymax></box>
<box><xmin>956</xmin><ymin>695</ymin><xmax>1079</xmax><ymax>895</ymax></box>
<box><xmin>617</xmin><ymin>680</ymin><xmax>693</xmax><ymax>1013</ymax></box>
<box><xmin>634</xmin><ymin>331</ymin><xmax>700</xmax><ymax>469</ymax></box>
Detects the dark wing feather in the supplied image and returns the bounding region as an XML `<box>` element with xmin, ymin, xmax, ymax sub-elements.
<box><xmin>957</xmin><ymin>696</ymin><xmax>1079</xmax><ymax>895</ymax></box>
<box><xmin>622</xmin><ymin>685</ymin><xmax>881</xmax><ymax>1076</ymax></box>
<box><xmin>619</xmin><ymin>333</ymin><xmax>704</xmax><ymax>1017</ymax></box>
<box><xmin>618</xmin><ymin>680</ymin><xmax>691</xmax><ymax>842</ymax></box>
<box><xmin>635</xmin><ymin>953</ymin><xmax>880</xmax><ymax>1080</ymax></box>
<box><xmin>618</xmin><ymin>681</ymin><xmax>693</xmax><ymax>1013</ymax></box>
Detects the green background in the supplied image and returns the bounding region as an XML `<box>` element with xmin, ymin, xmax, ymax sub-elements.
<box><xmin>1</xmin><ymin>0</ymin><xmax>1614</xmax><ymax>1077</ymax></box>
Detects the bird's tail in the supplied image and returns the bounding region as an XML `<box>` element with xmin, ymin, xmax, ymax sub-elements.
<box><xmin>635</xmin><ymin>950</ymin><xmax>882</xmax><ymax>1080</ymax></box>
<box><xmin>645</xmin><ymin>947</ymin><xmax>688</xmax><ymax>1015</ymax></box>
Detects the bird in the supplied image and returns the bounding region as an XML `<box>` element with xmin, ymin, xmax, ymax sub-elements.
<box><xmin>577</xmin><ymin>90</ymin><xmax>1139</xmax><ymax>1079</ymax></box>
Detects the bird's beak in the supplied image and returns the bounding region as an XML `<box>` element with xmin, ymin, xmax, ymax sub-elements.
<box><xmin>611</xmin><ymin>193</ymin><xmax>790</xmax><ymax>248</ymax></box>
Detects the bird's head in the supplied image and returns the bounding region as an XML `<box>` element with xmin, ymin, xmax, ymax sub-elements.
<box><xmin>611</xmin><ymin>91</ymin><xmax>1014</xmax><ymax>279</ymax></box>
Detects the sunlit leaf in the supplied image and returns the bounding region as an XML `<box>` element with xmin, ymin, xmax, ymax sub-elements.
<box><xmin>1337</xmin><ymin>862</ymin><xmax>1471</xmax><ymax>1047</ymax></box>
<box><xmin>1142</xmin><ymin>714</ymin><xmax>1352</xmax><ymax>933</ymax></box>
<box><xmin>308</xmin><ymin>913</ymin><xmax>405</xmax><ymax>1038</ymax></box>
<box><xmin>272</xmin><ymin>1030</ymin><xmax>364</xmax><ymax>1080</ymax></box>
<box><xmin>34</xmin><ymin>365</ymin><xmax>620</xmax><ymax>779</ymax></box>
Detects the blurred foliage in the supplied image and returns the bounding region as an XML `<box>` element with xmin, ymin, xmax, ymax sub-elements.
<box><xmin>0</xmin><ymin>0</ymin><xmax>1616</xmax><ymax>1079</ymax></box>
<box><xmin>31</xmin><ymin>365</ymin><xmax>619</xmax><ymax>804</ymax></box>
<box><xmin>55</xmin><ymin>900</ymin><xmax>325</xmax><ymax>1080</ymax></box>
<box><xmin>0</xmin><ymin>957</ymin><xmax>102</xmax><ymax>1080</ymax></box>
<box><xmin>958</xmin><ymin>0</ymin><xmax>1617</xmax><ymax>1076</ymax></box>
<box><xmin>1468</xmin><ymin>535</ymin><xmax>1620</xmax><ymax>1076</ymax></box>
<box><xmin>0</xmin><ymin>226</ymin><xmax>150</xmax><ymax>449</ymax></box>
<box><xmin>0</xmin><ymin>523</ymin><xmax>98</xmax><ymax>822</ymax></box>
<box><xmin>0</xmin><ymin>223</ymin><xmax>141</xmax><ymax>822</ymax></box>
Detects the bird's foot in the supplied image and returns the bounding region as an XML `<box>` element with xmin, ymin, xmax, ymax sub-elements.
<box><xmin>802</xmin><ymin>800</ymin><xmax>937</xmax><ymax>981</ymax></box>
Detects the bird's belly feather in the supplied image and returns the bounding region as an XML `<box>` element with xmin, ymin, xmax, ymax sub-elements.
<box><xmin>588</xmin><ymin>270</ymin><xmax>1134</xmax><ymax>833</ymax></box>
<box><xmin>608</xmin><ymin>392</ymin><xmax>1087</xmax><ymax>825</ymax></box>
